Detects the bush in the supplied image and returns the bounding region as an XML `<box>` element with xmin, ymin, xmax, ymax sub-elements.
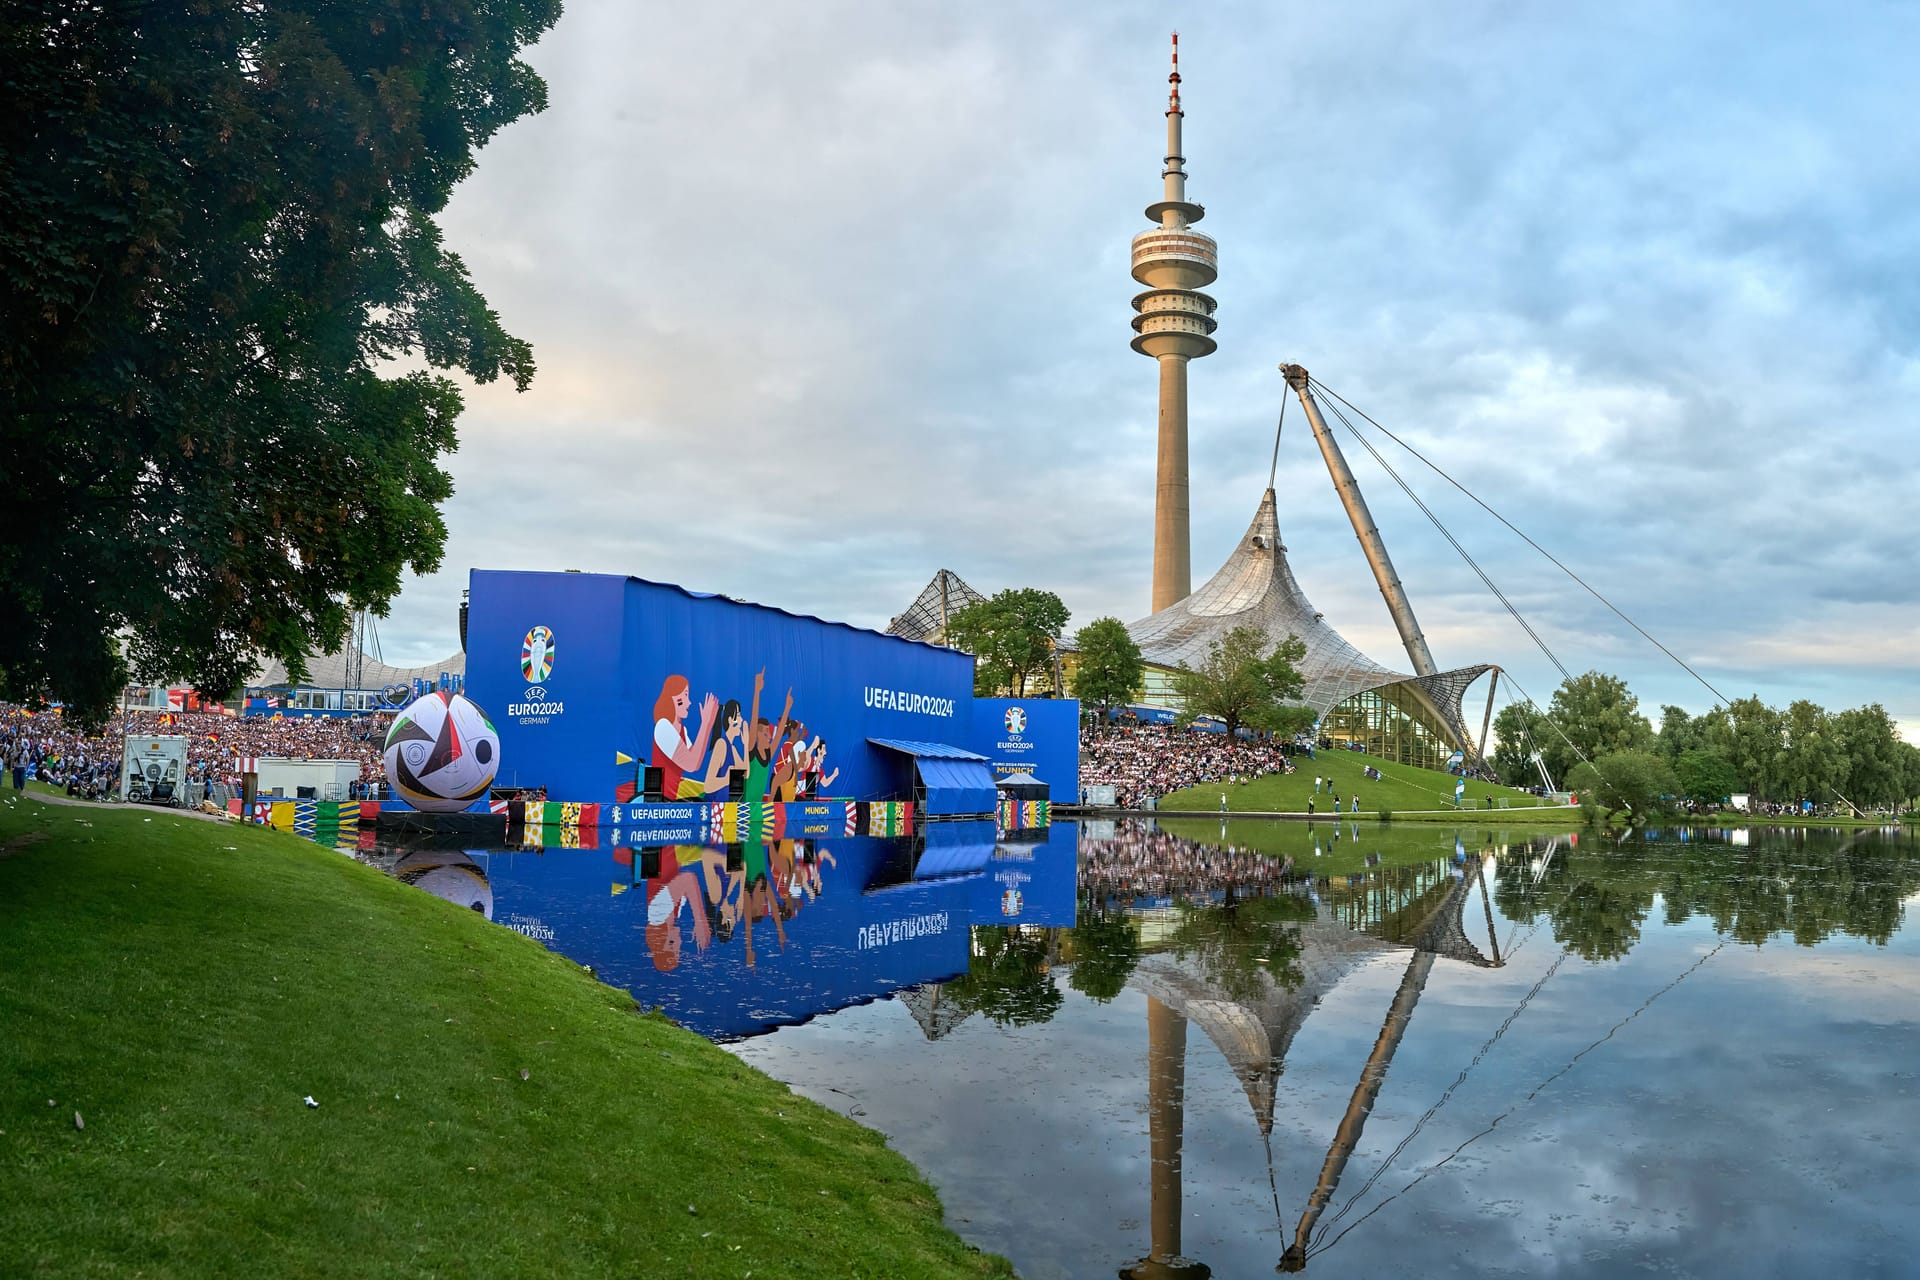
<box><xmin>1376</xmin><ymin>808</ymin><xmax>1393</xmax><ymax>823</ymax></box>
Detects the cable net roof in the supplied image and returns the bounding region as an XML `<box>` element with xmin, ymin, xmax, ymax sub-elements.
<box><xmin>248</xmin><ymin>646</ymin><xmax>465</xmax><ymax>691</ymax></box>
<box><xmin>1127</xmin><ymin>489</ymin><xmax>1488</xmax><ymax>744</ymax></box>
<box><xmin>886</xmin><ymin>569</ymin><xmax>986</xmax><ymax>643</ymax></box>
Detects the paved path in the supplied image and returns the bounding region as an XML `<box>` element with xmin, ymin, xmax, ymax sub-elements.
<box><xmin>12</xmin><ymin>786</ymin><xmax>233</xmax><ymax>824</ymax></box>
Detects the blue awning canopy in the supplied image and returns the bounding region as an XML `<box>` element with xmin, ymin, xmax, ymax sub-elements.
<box><xmin>868</xmin><ymin>738</ymin><xmax>996</xmax><ymax>816</ymax></box>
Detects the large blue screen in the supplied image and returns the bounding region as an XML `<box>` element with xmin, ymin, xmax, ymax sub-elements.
<box><xmin>971</xmin><ymin>697</ymin><xmax>1081</xmax><ymax>803</ymax></box>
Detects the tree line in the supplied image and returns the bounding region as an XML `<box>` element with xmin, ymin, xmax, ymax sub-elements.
<box><xmin>1491</xmin><ymin>671</ymin><xmax>1920</xmax><ymax>811</ymax></box>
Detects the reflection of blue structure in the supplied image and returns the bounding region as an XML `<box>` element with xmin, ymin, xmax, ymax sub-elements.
<box><xmin>415</xmin><ymin>821</ymin><xmax>1080</xmax><ymax>1039</ymax></box>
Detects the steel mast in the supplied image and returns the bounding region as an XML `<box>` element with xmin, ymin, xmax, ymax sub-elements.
<box><xmin>1280</xmin><ymin>364</ymin><xmax>1437</xmax><ymax>677</ymax></box>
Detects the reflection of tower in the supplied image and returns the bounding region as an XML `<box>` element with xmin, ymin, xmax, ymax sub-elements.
<box><xmin>1120</xmin><ymin>998</ymin><xmax>1210</xmax><ymax>1280</ymax></box>
<box><xmin>1133</xmin><ymin>33</ymin><xmax>1219</xmax><ymax>613</ymax></box>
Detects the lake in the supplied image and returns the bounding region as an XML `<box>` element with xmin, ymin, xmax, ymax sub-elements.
<box><xmin>359</xmin><ymin>817</ymin><xmax>1920</xmax><ymax>1278</ymax></box>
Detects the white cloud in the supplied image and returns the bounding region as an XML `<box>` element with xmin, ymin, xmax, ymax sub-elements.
<box><xmin>366</xmin><ymin>0</ymin><xmax>1920</xmax><ymax>732</ymax></box>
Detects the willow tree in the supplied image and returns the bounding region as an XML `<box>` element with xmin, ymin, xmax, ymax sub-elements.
<box><xmin>0</xmin><ymin>0</ymin><xmax>560</xmax><ymax>723</ymax></box>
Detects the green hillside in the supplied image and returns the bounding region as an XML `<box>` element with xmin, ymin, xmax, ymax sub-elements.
<box><xmin>0</xmin><ymin>797</ymin><xmax>1009</xmax><ymax>1279</ymax></box>
<box><xmin>1158</xmin><ymin>746</ymin><xmax>1553</xmax><ymax>816</ymax></box>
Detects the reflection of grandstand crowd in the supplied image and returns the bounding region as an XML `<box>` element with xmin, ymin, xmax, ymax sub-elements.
<box><xmin>1079</xmin><ymin>822</ymin><xmax>1301</xmax><ymax>901</ymax></box>
<box><xmin>0</xmin><ymin>706</ymin><xmax>390</xmax><ymax>799</ymax></box>
<box><xmin>1080</xmin><ymin>722</ymin><xmax>1297</xmax><ymax>809</ymax></box>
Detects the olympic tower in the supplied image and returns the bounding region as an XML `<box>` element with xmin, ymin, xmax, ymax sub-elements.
<box><xmin>1132</xmin><ymin>33</ymin><xmax>1219</xmax><ymax>613</ymax></box>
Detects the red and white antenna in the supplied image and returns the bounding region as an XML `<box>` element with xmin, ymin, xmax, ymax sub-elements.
<box><xmin>1168</xmin><ymin>31</ymin><xmax>1183</xmax><ymax>114</ymax></box>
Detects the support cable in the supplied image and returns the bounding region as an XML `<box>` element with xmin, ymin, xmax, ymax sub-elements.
<box><xmin>1304</xmin><ymin>939</ymin><xmax>1728</xmax><ymax>1264</ymax></box>
<box><xmin>1269</xmin><ymin>394</ymin><xmax>1287</xmax><ymax>490</ymax></box>
<box><xmin>1311</xmin><ymin>378</ymin><xmax>1626</xmax><ymax>801</ymax></box>
<box><xmin>1309</xmin><ymin>379</ymin><xmax>1732</xmax><ymax>709</ymax></box>
<box><xmin>1495</xmin><ymin>668</ymin><xmax>1619</xmax><ymax>806</ymax></box>
<box><xmin>1313</xmin><ymin>383</ymin><xmax>1573</xmax><ymax>687</ymax></box>
<box><xmin>1310</xmin><ymin>943</ymin><xmax>1572</xmax><ymax>1247</ymax></box>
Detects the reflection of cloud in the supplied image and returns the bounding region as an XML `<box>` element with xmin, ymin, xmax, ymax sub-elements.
<box><xmin>1725</xmin><ymin>945</ymin><xmax>1920</xmax><ymax>1023</ymax></box>
<box><xmin>369</xmin><ymin>1</ymin><xmax>1920</xmax><ymax>733</ymax></box>
<box><xmin>734</xmin><ymin>920</ymin><xmax>1920</xmax><ymax>1278</ymax></box>
<box><xmin>394</xmin><ymin>850</ymin><xmax>494</xmax><ymax>919</ymax></box>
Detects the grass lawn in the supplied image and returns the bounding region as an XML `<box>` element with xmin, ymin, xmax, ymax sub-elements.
<box><xmin>1157</xmin><ymin>747</ymin><xmax>1555</xmax><ymax>817</ymax></box>
<box><xmin>0</xmin><ymin>794</ymin><xmax>1010</xmax><ymax>1279</ymax></box>
<box><xmin>1154</xmin><ymin>814</ymin><xmax>1573</xmax><ymax>875</ymax></box>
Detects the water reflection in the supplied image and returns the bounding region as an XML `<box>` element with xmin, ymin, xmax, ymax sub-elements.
<box><xmin>358</xmin><ymin>818</ymin><xmax>1920</xmax><ymax>1278</ymax></box>
<box><xmin>358</xmin><ymin>820</ymin><xmax>1081</xmax><ymax>1039</ymax></box>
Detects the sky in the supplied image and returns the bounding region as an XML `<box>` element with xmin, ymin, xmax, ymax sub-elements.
<box><xmin>376</xmin><ymin>0</ymin><xmax>1920</xmax><ymax>739</ymax></box>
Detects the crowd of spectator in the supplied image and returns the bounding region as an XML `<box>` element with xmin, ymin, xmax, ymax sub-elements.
<box><xmin>1079</xmin><ymin>722</ymin><xmax>1296</xmax><ymax>809</ymax></box>
<box><xmin>1080</xmin><ymin>821</ymin><xmax>1299</xmax><ymax>900</ymax></box>
<box><xmin>0</xmin><ymin>705</ymin><xmax>392</xmax><ymax>799</ymax></box>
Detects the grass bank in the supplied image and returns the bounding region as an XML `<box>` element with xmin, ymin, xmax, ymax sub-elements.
<box><xmin>0</xmin><ymin>794</ymin><xmax>1010</xmax><ymax>1279</ymax></box>
<box><xmin>1158</xmin><ymin>748</ymin><xmax>1552</xmax><ymax>818</ymax></box>
<box><xmin>1154</xmin><ymin>815</ymin><xmax>1566</xmax><ymax>875</ymax></box>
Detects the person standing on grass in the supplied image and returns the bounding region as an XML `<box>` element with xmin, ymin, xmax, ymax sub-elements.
<box><xmin>1220</xmin><ymin>792</ymin><xmax>1228</xmax><ymax>813</ymax></box>
<box><xmin>9</xmin><ymin>741</ymin><xmax>26</xmax><ymax>793</ymax></box>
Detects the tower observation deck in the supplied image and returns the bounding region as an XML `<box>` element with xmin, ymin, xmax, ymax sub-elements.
<box><xmin>1134</xmin><ymin>33</ymin><xmax>1219</xmax><ymax>614</ymax></box>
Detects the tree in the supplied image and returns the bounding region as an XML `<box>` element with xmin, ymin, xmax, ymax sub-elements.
<box><xmin>1673</xmin><ymin>748</ymin><xmax>1740</xmax><ymax>807</ymax></box>
<box><xmin>1779</xmin><ymin>700</ymin><xmax>1845</xmax><ymax>804</ymax></box>
<box><xmin>1895</xmin><ymin>740</ymin><xmax>1920</xmax><ymax>812</ymax></box>
<box><xmin>1703</xmin><ymin>697</ymin><xmax>1785</xmax><ymax>799</ymax></box>
<box><xmin>1657</xmin><ymin>705</ymin><xmax>1706</xmax><ymax>759</ymax></box>
<box><xmin>1490</xmin><ymin>702</ymin><xmax>1551</xmax><ymax>788</ymax></box>
<box><xmin>1834</xmin><ymin>704</ymin><xmax>1905</xmax><ymax>807</ymax></box>
<box><xmin>1</xmin><ymin>1</ymin><xmax>559</xmax><ymax>723</ymax></box>
<box><xmin>1541</xmin><ymin>671</ymin><xmax>1654</xmax><ymax>783</ymax></box>
<box><xmin>1565</xmin><ymin>749</ymin><xmax>1680</xmax><ymax>824</ymax></box>
<box><xmin>1168</xmin><ymin>626</ymin><xmax>1307</xmax><ymax>739</ymax></box>
<box><xmin>945</xmin><ymin>589</ymin><xmax>1070</xmax><ymax>697</ymax></box>
<box><xmin>1069</xmin><ymin>617</ymin><xmax>1143</xmax><ymax>713</ymax></box>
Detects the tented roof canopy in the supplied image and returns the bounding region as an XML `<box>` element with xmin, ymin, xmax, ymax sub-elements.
<box><xmin>994</xmin><ymin>770</ymin><xmax>1050</xmax><ymax>802</ymax></box>
<box><xmin>1127</xmin><ymin>488</ymin><xmax>1489</xmax><ymax>752</ymax></box>
<box><xmin>868</xmin><ymin>739</ymin><xmax>997</xmax><ymax>816</ymax></box>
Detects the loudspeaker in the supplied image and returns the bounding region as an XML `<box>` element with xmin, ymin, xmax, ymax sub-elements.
<box><xmin>642</xmin><ymin>766</ymin><xmax>665</xmax><ymax>802</ymax></box>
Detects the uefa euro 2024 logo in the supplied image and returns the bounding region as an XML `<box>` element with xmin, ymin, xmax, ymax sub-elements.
<box><xmin>1004</xmin><ymin>706</ymin><xmax>1027</xmax><ymax>736</ymax></box>
<box><xmin>521</xmin><ymin>626</ymin><xmax>554</xmax><ymax>684</ymax></box>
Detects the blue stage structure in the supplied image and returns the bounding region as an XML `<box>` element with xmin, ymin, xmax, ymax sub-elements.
<box><xmin>462</xmin><ymin>570</ymin><xmax>1078</xmax><ymax>816</ymax></box>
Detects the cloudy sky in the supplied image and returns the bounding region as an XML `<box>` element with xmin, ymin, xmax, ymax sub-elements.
<box><xmin>379</xmin><ymin>0</ymin><xmax>1919</xmax><ymax>737</ymax></box>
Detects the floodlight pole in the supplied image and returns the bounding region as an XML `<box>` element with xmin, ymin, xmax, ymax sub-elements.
<box><xmin>1280</xmin><ymin>364</ymin><xmax>1437</xmax><ymax>678</ymax></box>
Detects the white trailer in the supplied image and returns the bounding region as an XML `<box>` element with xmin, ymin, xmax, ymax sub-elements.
<box><xmin>253</xmin><ymin>758</ymin><xmax>362</xmax><ymax>801</ymax></box>
<box><xmin>121</xmin><ymin>735</ymin><xmax>191</xmax><ymax>805</ymax></box>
